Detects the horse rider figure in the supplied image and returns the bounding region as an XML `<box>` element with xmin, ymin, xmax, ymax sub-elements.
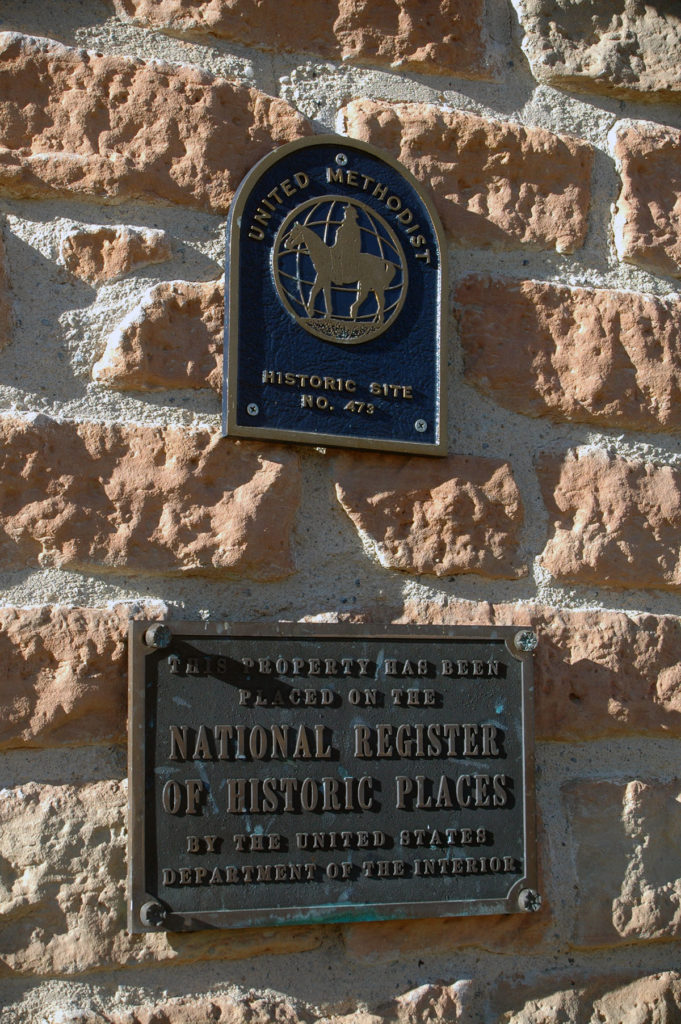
<box><xmin>282</xmin><ymin>205</ymin><xmax>395</xmax><ymax>325</ymax></box>
<box><xmin>332</xmin><ymin>204</ymin><xmax>363</xmax><ymax>284</ymax></box>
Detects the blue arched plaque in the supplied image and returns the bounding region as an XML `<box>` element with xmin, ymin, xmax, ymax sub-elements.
<box><xmin>223</xmin><ymin>136</ymin><xmax>446</xmax><ymax>455</ymax></box>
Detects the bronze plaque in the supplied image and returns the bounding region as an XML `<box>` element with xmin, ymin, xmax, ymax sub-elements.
<box><xmin>128</xmin><ymin>622</ymin><xmax>538</xmax><ymax>932</ymax></box>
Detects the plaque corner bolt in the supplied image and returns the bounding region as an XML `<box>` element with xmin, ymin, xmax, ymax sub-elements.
<box><xmin>514</xmin><ymin>629</ymin><xmax>538</xmax><ymax>654</ymax></box>
<box><xmin>140</xmin><ymin>900</ymin><xmax>167</xmax><ymax>928</ymax></box>
<box><xmin>144</xmin><ymin>623</ymin><xmax>172</xmax><ymax>649</ymax></box>
<box><xmin>518</xmin><ymin>888</ymin><xmax>542</xmax><ymax>913</ymax></box>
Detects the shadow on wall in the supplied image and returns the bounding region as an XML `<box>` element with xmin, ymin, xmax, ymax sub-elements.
<box><xmin>0</xmin><ymin>0</ymin><xmax>112</xmax><ymax>44</ymax></box>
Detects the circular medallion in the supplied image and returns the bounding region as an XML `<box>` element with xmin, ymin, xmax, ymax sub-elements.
<box><xmin>273</xmin><ymin>196</ymin><xmax>408</xmax><ymax>344</ymax></box>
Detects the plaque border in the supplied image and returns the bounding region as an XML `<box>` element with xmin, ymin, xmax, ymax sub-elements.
<box><xmin>222</xmin><ymin>134</ymin><xmax>448</xmax><ymax>456</ymax></box>
<box><xmin>128</xmin><ymin>622</ymin><xmax>536</xmax><ymax>933</ymax></box>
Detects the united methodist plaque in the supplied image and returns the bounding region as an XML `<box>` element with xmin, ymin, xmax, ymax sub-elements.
<box><xmin>222</xmin><ymin>136</ymin><xmax>446</xmax><ymax>454</ymax></box>
<box><xmin>128</xmin><ymin>622</ymin><xmax>538</xmax><ymax>932</ymax></box>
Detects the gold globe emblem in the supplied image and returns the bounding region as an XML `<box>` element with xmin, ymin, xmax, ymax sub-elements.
<box><xmin>273</xmin><ymin>196</ymin><xmax>408</xmax><ymax>344</ymax></box>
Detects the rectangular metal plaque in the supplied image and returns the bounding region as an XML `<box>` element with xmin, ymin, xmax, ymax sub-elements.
<box><xmin>128</xmin><ymin>623</ymin><xmax>537</xmax><ymax>932</ymax></box>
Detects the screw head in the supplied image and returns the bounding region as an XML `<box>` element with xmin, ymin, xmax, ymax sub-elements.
<box><xmin>518</xmin><ymin>888</ymin><xmax>542</xmax><ymax>913</ymax></box>
<box><xmin>144</xmin><ymin>623</ymin><xmax>172</xmax><ymax>649</ymax></box>
<box><xmin>246</xmin><ymin>403</ymin><xmax>259</xmax><ymax>416</ymax></box>
<box><xmin>335</xmin><ymin>153</ymin><xmax>348</xmax><ymax>166</ymax></box>
<box><xmin>414</xmin><ymin>419</ymin><xmax>427</xmax><ymax>433</ymax></box>
<box><xmin>140</xmin><ymin>900</ymin><xmax>167</xmax><ymax>928</ymax></box>
<box><xmin>515</xmin><ymin>629</ymin><xmax>538</xmax><ymax>653</ymax></box>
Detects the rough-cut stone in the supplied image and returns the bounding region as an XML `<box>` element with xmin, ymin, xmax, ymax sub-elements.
<box><xmin>0</xmin><ymin>223</ymin><xmax>11</xmax><ymax>349</ymax></box>
<box><xmin>495</xmin><ymin>972</ymin><xmax>681</xmax><ymax>1024</ymax></box>
<box><xmin>109</xmin><ymin>0</ymin><xmax>497</xmax><ymax>80</ymax></box>
<box><xmin>533</xmin><ymin>610</ymin><xmax>681</xmax><ymax>741</ymax></box>
<box><xmin>381</xmin><ymin>983</ymin><xmax>468</xmax><ymax>1024</ymax></box>
<box><xmin>0</xmin><ymin>606</ymin><xmax>130</xmax><ymax>749</ymax></box>
<box><xmin>516</xmin><ymin>0</ymin><xmax>681</xmax><ymax>100</ymax></box>
<box><xmin>336</xmin><ymin>0</ymin><xmax>494</xmax><ymax>78</ymax></box>
<box><xmin>538</xmin><ymin>450</ymin><xmax>681</xmax><ymax>591</ymax></box>
<box><xmin>343</xmin><ymin>100</ymin><xmax>592</xmax><ymax>253</ymax></box>
<box><xmin>321</xmin><ymin>1015</ymin><xmax>382</xmax><ymax>1024</ymax></box>
<box><xmin>92</xmin><ymin>279</ymin><xmax>223</xmax><ymax>391</ymax></box>
<box><xmin>498</xmin><ymin>985</ymin><xmax>581</xmax><ymax>1024</ymax></box>
<box><xmin>24</xmin><ymin>979</ymin><xmax>681</xmax><ymax>1024</ymax></box>
<box><xmin>593</xmin><ymin>973</ymin><xmax>681</xmax><ymax>1023</ymax></box>
<box><xmin>36</xmin><ymin>983</ymin><xmax>471</xmax><ymax>1024</ymax></box>
<box><xmin>334</xmin><ymin>452</ymin><xmax>526</xmax><ymax>580</ymax></box>
<box><xmin>611</xmin><ymin>120</ymin><xmax>681</xmax><ymax>279</ymax></box>
<box><xmin>60</xmin><ymin>225</ymin><xmax>172</xmax><ymax>284</ymax></box>
<box><xmin>0</xmin><ymin>416</ymin><xmax>300</xmax><ymax>579</ymax></box>
<box><xmin>0</xmin><ymin>781</ymin><xmax>322</xmax><ymax>976</ymax></box>
<box><xmin>399</xmin><ymin>599</ymin><xmax>681</xmax><ymax>741</ymax></box>
<box><xmin>0</xmin><ymin>33</ymin><xmax>310</xmax><ymax>213</ymax></box>
<box><xmin>457</xmin><ymin>276</ymin><xmax>681</xmax><ymax>432</ymax></box>
<box><xmin>564</xmin><ymin>780</ymin><xmax>681</xmax><ymax>946</ymax></box>
<box><xmin>77</xmin><ymin>995</ymin><xmax>308</xmax><ymax>1024</ymax></box>
<box><xmin>344</xmin><ymin>903</ymin><xmax>549</xmax><ymax>960</ymax></box>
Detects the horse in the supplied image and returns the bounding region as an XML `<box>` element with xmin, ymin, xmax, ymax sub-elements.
<box><xmin>283</xmin><ymin>220</ymin><xmax>397</xmax><ymax>323</ymax></box>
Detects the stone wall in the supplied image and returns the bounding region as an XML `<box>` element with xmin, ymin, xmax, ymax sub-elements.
<box><xmin>1</xmin><ymin>1</ymin><xmax>681</xmax><ymax>1021</ymax></box>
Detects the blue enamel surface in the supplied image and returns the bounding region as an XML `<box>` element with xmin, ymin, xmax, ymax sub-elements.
<box><xmin>224</xmin><ymin>140</ymin><xmax>442</xmax><ymax>449</ymax></box>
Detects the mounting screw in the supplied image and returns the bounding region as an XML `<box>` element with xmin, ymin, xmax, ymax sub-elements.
<box><xmin>140</xmin><ymin>900</ymin><xmax>167</xmax><ymax>928</ymax></box>
<box><xmin>414</xmin><ymin>419</ymin><xmax>427</xmax><ymax>433</ymax></box>
<box><xmin>518</xmin><ymin>888</ymin><xmax>542</xmax><ymax>913</ymax></box>
<box><xmin>515</xmin><ymin>629</ymin><xmax>538</xmax><ymax>653</ymax></box>
<box><xmin>246</xmin><ymin>403</ymin><xmax>259</xmax><ymax>416</ymax></box>
<box><xmin>144</xmin><ymin>623</ymin><xmax>172</xmax><ymax>649</ymax></box>
<box><xmin>335</xmin><ymin>153</ymin><xmax>348</xmax><ymax>165</ymax></box>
